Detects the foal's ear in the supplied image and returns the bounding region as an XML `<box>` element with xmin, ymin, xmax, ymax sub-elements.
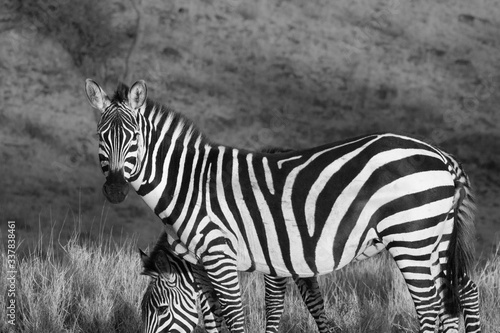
<box><xmin>139</xmin><ymin>248</ymin><xmax>149</xmax><ymax>265</ymax></box>
<box><xmin>155</xmin><ymin>250</ymin><xmax>173</xmax><ymax>274</ymax></box>
<box><xmin>128</xmin><ymin>80</ymin><xmax>147</xmax><ymax>110</ymax></box>
<box><xmin>155</xmin><ymin>250</ymin><xmax>178</xmax><ymax>283</ymax></box>
<box><xmin>85</xmin><ymin>79</ymin><xmax>110</xmax><ymax>112</ymax></box>
<box><xmin>139</xmin><ymin>248</ymin><xmax>156</xmax><ymax>277</ymax></box>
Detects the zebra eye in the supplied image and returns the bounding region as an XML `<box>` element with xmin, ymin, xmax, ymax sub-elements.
<box><xmin>157</xmin><ymin>305</ymin><xmax>169</xmax><ymax>315</ymax></box>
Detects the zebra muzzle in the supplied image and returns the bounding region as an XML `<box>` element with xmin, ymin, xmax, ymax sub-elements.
<box><xmin>102</xmin><ymin>172</ymin><xmax>129</xmax><ymax>204</ymax></box>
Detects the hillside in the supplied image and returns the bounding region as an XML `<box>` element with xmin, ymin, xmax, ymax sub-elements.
<box><xmin>0</xmin><ymin>0</ymin><xmax>499</xmax><ymax>254</ymax></box>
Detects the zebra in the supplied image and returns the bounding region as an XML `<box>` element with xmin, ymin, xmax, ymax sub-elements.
<box><xmin>139</xmin><ymin>232</ymin><xmax>222</xmax><ymax>333</ymax></box>
<box><xmin>85</xmin><ymin>79</ymin><xmax>480</xmax><ymax>333</ymax></box>
<box><xmin>140</xmin><ymin>230</ymin><xmax>330</xmax><ymax>333</ymax></box>
<box><xmin>141</xmin><ymin>148</ymin><xmax>331</xmax><ymax>333</ymax></box>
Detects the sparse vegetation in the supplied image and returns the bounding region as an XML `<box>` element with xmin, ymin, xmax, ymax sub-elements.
<box><xmin>1</xmin><ymin>229</ymin><xmax>499</xmax><ymax>333</ymax></box>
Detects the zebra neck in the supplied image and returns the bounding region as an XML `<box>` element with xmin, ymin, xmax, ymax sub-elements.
<box><xmin>132</xmin><ymin>126</ymin><xmax>216</xmax><ymax>222</ymax></box>
<box><xmin>134</xmin><ymin>138</ymin><xmax>280</xmax><ymax>227</ymax></box>
<box><xmin>130</xmin><ymin>104</ymin><xmax>209</xmax><ymax>190</ymax></box>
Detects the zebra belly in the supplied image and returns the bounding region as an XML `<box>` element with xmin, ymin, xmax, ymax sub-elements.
<box><xmin>244</xmin><ymin>230</ymin><xmax>384</xmax><ymax>276</ymax></box>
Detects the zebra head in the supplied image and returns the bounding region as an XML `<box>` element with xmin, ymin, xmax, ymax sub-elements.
<box><xmin>139</xmin><ymin>248</ymin><xmax>200</xmax><ymax>333</ymax></box>
<box><xmin>85</xmin><ymin>79</ymin><xmax>148</xmax><ymax>204</ymax></box>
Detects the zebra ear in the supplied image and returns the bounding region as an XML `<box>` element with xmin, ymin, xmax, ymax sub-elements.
<box><xmin>128</xmin><ymin>80</ymin><xmax>147</xmax><ymax>110</ymax></box>
<box><xmin>155</xmin><ymin>250</ymin><xmax>178</xmax><ymax>283</ymax></box>
<box><xmin>85</xmin><ymin>79</ymin><xmax>110</xmax><ymax>112</ymax></box>
<box><xmin>139</xmin><ymin>248</ymin><xmax>149</xmax><ymax>264</ymax></box>
<box><xmin>139</xmin><ymin>248</ymin><xmax>155</xmax><ymax>277</ymax></box>
<box><xmin>155</xmin><ymin>250</ymin><xmax>173</xmax><ymax>274</ymax></box>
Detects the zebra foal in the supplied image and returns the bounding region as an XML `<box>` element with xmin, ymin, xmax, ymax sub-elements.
<box><xmin>85</xmin><ymin>79</ymin><xmax>480</xmax><ymax>333</ymax></box>
<box><xmin>139</xmin><ymin>232</ymin><xmax>221</xmax><ymax>333</ymax></box>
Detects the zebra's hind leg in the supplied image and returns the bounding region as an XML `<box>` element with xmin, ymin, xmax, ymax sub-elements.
<box><xmin>437</xmin><ymin>269</ymin><xmax>460</xmax><ymax>333</ymax></box>
<box><xmin>263</xmin><ymin>275</ymin><xmax>287</xmax><ymax>333</ymax></box>
<box><xmin>460</xmin><ymin>274</ymin><xmax>481</xmax><ymax>333</ymax></box>
<box><xmin>388</xmin><ymin>248</ymin><xmax>440</xmax><ymax>333</ymax></box>
<box><xmin>294</xmin><ymin>277</ymin><xmax>331</xmax><ymax>333</ymax></box>
<box><xmin>435</xmin><ymin>237</ymin><xmax>460</xmax><ymax>333</ymax></box>
<box><xmin>437</xmin><ymin>274</ymin><xmax>480</xmax><ymax>333</ymax></box>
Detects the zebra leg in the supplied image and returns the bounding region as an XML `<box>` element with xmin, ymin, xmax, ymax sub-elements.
<box><xmin>294</xmin><ymin>277</ymin><xmax>330</xmax><ymax>333</ymax></box>
<box><xmin>192</xmin><ymin>266</ymin><xmax>224</xmax><ymax>332</ymax></box>
<box><xmin>436</xmin><ymin>251</ymin><xmax>460</xmax><ymax>333</ymax></box>
<box><xmin>201</xmin><ymin>252</ymin><xmax>245</xmax><ymax>332</ymax></box>
<box><xmin>460</xmin><ymin>274</ymin><xmax>481</xmax><ymax>333</ymax></box>
<box><xmin>388</xmin><ymin>248</ymin><xmax>440</xmax><ymax>333</ymax></box>
<box><xmin>198</xmin><ymin>293</ymin><xmax>223</xmax><ymax>333</ymax></box>
<box><xmin>438</xmin><ymin>273</ymin><xmax>481</xmax><ymax>333</ymax></box>
<box><xmin>263</xmin><ymin>275</ymin><xmax>287</xmax><ymax>333</ymax></box>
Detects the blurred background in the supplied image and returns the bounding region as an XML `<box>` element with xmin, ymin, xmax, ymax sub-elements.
<box><xmin>0</xmin><ymin>0</ymin><xmax>498</xmax><ymax>257</ymax></box>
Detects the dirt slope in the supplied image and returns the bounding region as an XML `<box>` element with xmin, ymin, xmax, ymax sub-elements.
<box><xmin>0</xmin><ymin>0</ymin><xmax>498</xmax><ymax>254</ymax></box>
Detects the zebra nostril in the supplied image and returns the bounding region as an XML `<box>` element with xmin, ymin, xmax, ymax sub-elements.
<box><xmin>122</xmin><ymin>183</ymin><xmax>129</xmax><ymax>196</ymax></box>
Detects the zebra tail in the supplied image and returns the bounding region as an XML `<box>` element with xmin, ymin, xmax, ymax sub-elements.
<box><xmin>445</xmin><ymin>161</ymin><xmax>476</xmax><ymax>315</ymax></box>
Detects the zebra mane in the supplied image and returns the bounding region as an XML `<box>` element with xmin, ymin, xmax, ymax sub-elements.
<box><xmin>153</xmin><ymin>103</ymin><xmax>210</xmax><ymax>145</ymax></box>
<box><xmin>112</xmin><ymin>82</ymin><xmax>130</xmax><ymax>104</ymax></box>
<box><xmin>111</xmin><ymin>83</ymin><xmax>210</xmax><ymax>146</ymax></box>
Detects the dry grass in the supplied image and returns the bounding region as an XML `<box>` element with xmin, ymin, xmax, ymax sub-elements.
<box><xmin>0</xmin><ymin>231</ymin><xmax>146</xmax><ymax>333</ymax></box>
<box><xmin>1</xmin><ymin>229</ymin><xmax>499</xmax><ymax>333</ymax></box>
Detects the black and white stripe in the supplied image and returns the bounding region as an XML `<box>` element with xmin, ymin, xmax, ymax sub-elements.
<box><xmin>86</xmin><ymin>80</ymin><xmax>481</xmax><ymax>333</ymax></box>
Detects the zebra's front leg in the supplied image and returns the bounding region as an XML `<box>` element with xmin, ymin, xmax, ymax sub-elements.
<box><xmin>263</xmin><ymin>275</ymin><xmax>287</xmax><ymax>333</ymax></box>
<box><xmin>201</xmin><ymin>250</ymin><xmax>246</xmax><ymax>332</ymax></box>
<box><xmin>192</xmin><ymin>266</ymin><xmax>224</xmax><ymax>332</ymax></box>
